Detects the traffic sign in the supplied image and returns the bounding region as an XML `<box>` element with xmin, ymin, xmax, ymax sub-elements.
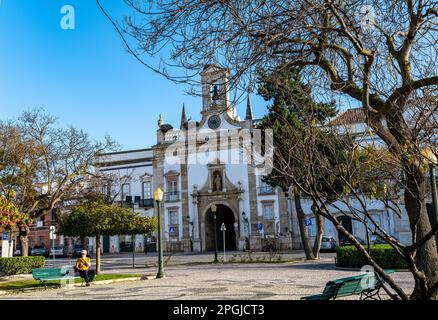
<box><xmin>256</xmin><ymin>223</ymin><xmax>263</xmax><ymax>231</ymax></box>
<box><xmin>305</xmin><ymin>218</ymin><xmax>312</xmax><ymax>227</ymax></box>
<box><xmin>169</xmin><ymin>226</ymin><xmax>175</xmax><ymax>233</ymax></box>
<box><xmin>2</xmin><ymin>231</ymin><xmax>7</xmax><ymax>240</ymax></box>
<box><xmin>49</xmin><ymin>225</ymin><xmax>56</xmax><ymax>240</ymax></box>
<box><xmin>220</xmin><ymin>223</ymin><xmax>226</xmax><ymax>231</ymax></box>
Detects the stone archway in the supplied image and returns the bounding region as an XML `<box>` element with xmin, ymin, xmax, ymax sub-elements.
<box><xmin>203</xmin><ymin>203</ymin><xmax>237</xmax><ymax>251</ymax></box>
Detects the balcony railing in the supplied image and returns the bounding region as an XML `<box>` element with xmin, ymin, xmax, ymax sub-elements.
<box><xmin>140</xmin><ymin>198</ymin><xmax>154</xmax><ymax>208</ymax></box>
<box><xmin>165</xmin><ymin>191</ymin><xmax>180</xmax><ymax>202</ymax></box>
<box><xmin>258</xmin><ymin>186</ymin><xmax>275</xmax><ymax>195</ymax></box>
<box><xmin>31</xmin><ymin>219</ymin><xmax>57</xmax><ymax>229</ymax></box>
<box><xmin>116</xmin><ymin>198</ymin><xmax>155</xmax><ymax>209</ymax></box>
<box><xmin>115</xmin><ymin>200</ymin><xmax>134</xmax><ymax>208</ymax></box>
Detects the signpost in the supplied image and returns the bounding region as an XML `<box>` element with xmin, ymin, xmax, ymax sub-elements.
<box><xmin>221</xmin><ymin>223</ymin><xmax>226</xmax><ymax>263</ymax></box>
<box><xmin>256</xmin><ymin>223</ymin><xmax>263</xmax><ymax>249</ymax></box>
<box><xmin>1</xmin><ymin>231</ymin><xmax>10</xmax><ymax>258</ymax></box>
<box><xmin>305</xmin><ymin>218</ymin><xmax>312</xmax><ymax>227</ymax></box>
<box><xmin>49</xmin><ymin>226</ymin><xmax>56</xmax><ymax>265</ymax></box>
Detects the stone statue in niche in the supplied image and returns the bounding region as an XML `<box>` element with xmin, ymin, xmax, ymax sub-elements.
<box><xmin>213</xmin><ymin>172</ymin><xmax>222</xmax><ymax>191</ymax></box>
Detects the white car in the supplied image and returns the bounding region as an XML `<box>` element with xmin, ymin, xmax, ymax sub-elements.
<box><xmin>49</xmin><ymin>245</ymin><xmax>65</xmax><ymax>258</ymax></box>
<box><xmin>320</xmin><ymin>236</ymin><xmax>337</xmax><ymax>252</ymax></box>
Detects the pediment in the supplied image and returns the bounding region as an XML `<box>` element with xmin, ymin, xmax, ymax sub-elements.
<box><xmin>164</xmin><ymin>170</ymin><xmax>180</xmax><ymax>177</ymax></box>
<box><xmin>194</xmin><ymin>161</ymin><xmax>242</xmax><ymax>196</ymax></box>
<box><xmin>139</xmin><ymin>172</ymin><xmax>153</xmax><ymax>181</ymax></box>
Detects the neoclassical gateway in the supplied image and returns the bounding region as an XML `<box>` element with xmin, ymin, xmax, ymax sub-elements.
<box><xmin>93</xmin><ymin>65</ymin><xmax>411</xmax><ymax>254</ymax></box>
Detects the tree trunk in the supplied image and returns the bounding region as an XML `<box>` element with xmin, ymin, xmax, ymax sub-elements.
<box><xmin>18</xmin><ymin>224</ymin><xmax>30</xmax><ymax>257</ymax></box>
<box><xmin>405</xmin><ymin>175</ymin><xmax>438</xmax><ymax>299</ymax></box>
<box><xmin>294</xmin><ymin>193</ymin><xmax>316</xmax><ymax>260</ymax></box>
<box><xmin>80</xmin><ymin>237</ymin><xmax>86</xmax><ymax>249</ymax></box>
<box><xmin>374</xmin><ymin>111</ymin><xmax>438</xmax><ymax>299</ymax></box>
<box><xmin>95</xmin><ymin>234</ymin><xmax>101</xmax><ymax>275</ymax></box>
<box><xmin>312</xmin><ymin>212</ymin><xmax>324</xmax><ymax>259</ymax></box>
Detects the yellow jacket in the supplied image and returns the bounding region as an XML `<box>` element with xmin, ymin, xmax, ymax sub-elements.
<box><xmin>75</xmin><ymin>257</ymin><xmax>91</xmax><ymax>271</ymax></box>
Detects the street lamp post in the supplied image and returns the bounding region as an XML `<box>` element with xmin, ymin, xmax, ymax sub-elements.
<box><xmin>130</xmin><ymin>203</ymin><xmax>135</xmax><ymax>269</ymax></box>
<box><xmin>423</xmin><ymin>147</ymin><xmax>438</xmax><ymax>251</ymax></box>
<box><xmin>242</xmin><ymin>212</ymin><xmax>249</xmax><ymax>251</ymax></box>
<box><xmin>211</xmin><ymin>204</ymin><xmax>219</xmax><ymax>263</ymax></box>
<box><xmin>187</xmin><ymin>215</ymin><xmax>194</xmax><ymax>251</ymax></box>
<box><xmin>154</xmin><ymin>187</ymin><xmax>164</xmax><ymax>278</ymax></box>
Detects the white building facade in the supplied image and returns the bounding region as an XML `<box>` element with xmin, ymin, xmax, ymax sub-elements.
<box><xmin>92</xmin><ymin>66</ymin><xmax>415</xmax><ymax>254</ymax></box>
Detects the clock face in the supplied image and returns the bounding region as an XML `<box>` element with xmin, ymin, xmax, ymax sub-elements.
<box><xmin>208</xmin><ymin>115</ymin><xmax>221</xmax><ymax>129</ymax></box>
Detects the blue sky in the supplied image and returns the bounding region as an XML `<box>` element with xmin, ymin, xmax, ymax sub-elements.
<box><xmin>0</xmin><ymin>0</ymin><xmax>270</xmax><ymax>150</ymax></box>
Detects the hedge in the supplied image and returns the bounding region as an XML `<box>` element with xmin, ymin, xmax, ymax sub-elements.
<box><xmin>0</xmin><ymin>256</ymin><xmax>45</xmax><ymax>275</ymax></box>
<box><xmin>336</xmin><ymin>244</ymin><xmax>408</xmax><ymax>269</ymax></box>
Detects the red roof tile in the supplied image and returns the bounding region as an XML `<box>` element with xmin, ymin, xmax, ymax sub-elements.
<box><xmin>330</xmin><ymin>108</ymin><xmax>366</xmax><ymax>125</ymax></box>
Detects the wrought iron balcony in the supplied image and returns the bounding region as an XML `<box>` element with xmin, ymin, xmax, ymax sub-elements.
<box><xmin>165</xmin><ymin>191</ymin><xmax>180</xmax><ymax>202</ymax></box>
<box><xmin>258</xmin><ymin>186</ymin><xmax>275</xmax><ymax>195</ymax></box>
<box><xmin>140</xmin><ymin>198</ymin><xmax>154</xmax><ymax>208</ymax></box>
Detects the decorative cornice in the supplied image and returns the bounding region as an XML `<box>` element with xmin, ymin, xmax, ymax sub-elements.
<box><xmin>164</xmin><ymin>170</ymin><xmax>180</xmax><ymax>177</ymax></box>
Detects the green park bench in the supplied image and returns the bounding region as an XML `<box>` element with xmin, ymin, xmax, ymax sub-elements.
<box><xmin>32</xmin><ymin>267</ymin><xmax>80</xmax><ymax>287</ymax></box>
<box><xmin>301</xmin><ymin>270</ymin><xmax>395</xmax><ymax>300</ymax></box>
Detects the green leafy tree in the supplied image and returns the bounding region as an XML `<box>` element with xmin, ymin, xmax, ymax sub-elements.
<box><xmin>0</xmin><ymin>191</ymin><xmax>32</xmax><ymax>238</ymax></box>
<box><xmin>58</xmin><ymin>199</ymin><xmax>156</xmax><ymax>274</ymax></box>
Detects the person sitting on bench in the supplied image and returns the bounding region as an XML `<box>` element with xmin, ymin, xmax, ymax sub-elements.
<box><xmin>75</xmin><ymin>250</ymin><xmax>95</xmax><ymax>286</ymax></box>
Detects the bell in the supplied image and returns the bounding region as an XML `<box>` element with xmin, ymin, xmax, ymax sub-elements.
<box><xmin>211</xmin><ymin>84</ymin><xmax>220</xmax><ymax>101</ymax></box>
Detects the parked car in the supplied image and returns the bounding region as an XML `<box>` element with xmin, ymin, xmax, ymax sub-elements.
<box><xmin>14</xmin><ymin>245</ymin><xmax>31</xmax><ymax>256</ymax></box>
<box><xmin>30</xmin><ymin>245</ymin><xmax>48</xmax><ymax>257</ymax></box>
<box><xmin>72</xmin><ymin>244</ymin><xmax>85</xmax><ymax>258</ymax></box>
<box><xmin>120</xmin><ymin>241</ymin><xmax>133</xmax><ymax>252</ymax></box>
<box><xmin>14</xmin><ymin>245</ymin><xmax>22</xmax><ymax>256</ymax></box>
<box><xmin>320</xmin><ymin>236</ymin><xmax>337</xmax><ymax>252</ymax></box>
<box><xmin>339</xmin><ymin>237</ymin><xmax>366</xmax><ymax>246</ymax></box>
<box><xmin>49</xmin><ymin>245</ymin><xmax>66</xmax><ymax>258</ymax></box>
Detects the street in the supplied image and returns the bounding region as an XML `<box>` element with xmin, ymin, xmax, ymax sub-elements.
<box><xmin>1</xmin><ymin>253</ymin><xmax>414</xmax><ymax>300</ymax></box>
<box><xmin>41</xmin><ymin>251</ymin><xmax>337</xmax><ymax>273</ymax></box>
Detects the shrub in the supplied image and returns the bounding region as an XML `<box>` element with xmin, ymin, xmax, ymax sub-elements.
<box><xmin>336</xmin><ymin>245</ymin><xmax>408</xmax><ymax>269</ymax></box>
<box><xmin>0</xmin><ymin>256</ymin><xmax>45</xmax><ymax>275</ymax></box>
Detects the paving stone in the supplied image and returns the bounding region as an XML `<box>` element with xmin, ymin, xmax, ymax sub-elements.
<box><xmin>0</xmin><ymin>260</ymin><xmax>414</xmax><ymax>300</ymax></box>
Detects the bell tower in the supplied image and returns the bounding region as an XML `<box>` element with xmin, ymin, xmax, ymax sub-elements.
<box><xmin>201</xmin><ymin>65</ymin><xmax>237</xmax><ymax>118</ymax></box>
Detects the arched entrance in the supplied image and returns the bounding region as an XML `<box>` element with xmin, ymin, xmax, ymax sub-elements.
<box><xmin>204</xmin><ymin>204</ymin><xmax>237</xmax><ymax>251</ymax></box>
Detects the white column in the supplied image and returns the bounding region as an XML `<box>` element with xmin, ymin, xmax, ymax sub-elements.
<box><xmin>238</xmin><ymin>195</ymin><xmax>245</xmax><ymax>238</ymax></box>
<box><xmin>192</xmin><ymin>196</ymin><xmax>201</xmax><ymax>252</ymax></box>
<box><xmin>193</xmin><ymin>198</ymin><xmax>200</xmax><ymax>240</ymax></box>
